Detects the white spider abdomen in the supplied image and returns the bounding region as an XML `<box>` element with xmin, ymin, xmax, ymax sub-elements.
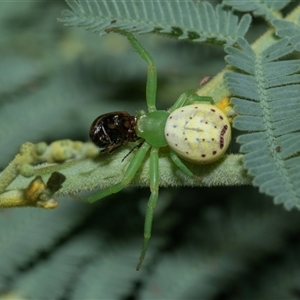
<box><xmin>165</xmin><ymin>104</ymin><xmax>231</xmax><ymax>164</ymax></box>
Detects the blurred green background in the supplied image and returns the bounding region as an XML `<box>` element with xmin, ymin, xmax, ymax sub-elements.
<box><xmin>1</xmin><ymin>1</ymin><xmax>300</xmax><ymax>299</ymax></box>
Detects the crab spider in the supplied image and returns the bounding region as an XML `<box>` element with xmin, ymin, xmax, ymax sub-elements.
<box><xmin>88</xmin><ymin>31</ymin><xmax>231</xmax><ymax>270</ymax></box>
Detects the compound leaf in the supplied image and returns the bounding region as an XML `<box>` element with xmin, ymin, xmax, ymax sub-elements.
<box><xmin>223</xmin><ymin>0</ymin><xmax>292</xmax><ymax>21</ymax></box>
<box><xmin>225</xmin><ymin>37</ymin><xmax>300</xmax><ymax>210</ymax></box>
<box><xmin>59</xmin><ymin>0</ymin><xmax>251</xmax><ymax>45</ymax></box>
<box><xmin>272</xmin><ymin>18</ymin><xmax>300</xmax><ymax>51</ymax></box>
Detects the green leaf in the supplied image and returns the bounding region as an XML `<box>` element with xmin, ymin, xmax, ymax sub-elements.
<box><xmin>225</xmin><ymin>37</ymin><xmax>300</xmax><ymax>210</ymax></box>
<box><xmin>71</xmin><ymin>241</ymin><xmax>144</xmax><ymax>299</ymax></box>
<box><xmin>223</xmin><ymin>0</ymin><xmax>291</xmax><ymax>21</ymax></box>
<box><xmin>7</xmin><ymin>152</ymin><xmax>250</xmax><ymax>194</ymax></box>
<box><xmin>12</xmin><ymin>232</ymin><xmax>102</xmax><ymax>299</ymax></box>
<box><xmin>59</xmin><ymin>0</ymin><xmax>251</xmax><ymax>45</ymax></box>
<box><xmin>272</xmin><ymin>18</ymin><xmax>300</xmax><ymax>51</ymax></box>
<box><xmin>0</xmin><ymin>200</ymin><xmax>92</xmax><ymax>288</ymax></box>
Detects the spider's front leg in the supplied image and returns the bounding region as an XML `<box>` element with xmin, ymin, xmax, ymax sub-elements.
<box><xmin>168</xmin><ymin>90</ymin><xmax>214</xmax><ymax>114</ymax></box>
<box><xmin>121</xmin><ymin>31</ymin><xmax>157</xmax><ymax>112</ymax></box>
<box><xmin>87</xmin><ymin>142</ymin><xmax>151</xmax><ymax>203</ymax></box>
<box><xmin>136</xmin><ymin>146</ymin><xmax>159</xmax><ymax>270</ymax></box>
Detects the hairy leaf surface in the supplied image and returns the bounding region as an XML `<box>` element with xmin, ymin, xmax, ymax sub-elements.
<box><xmin>59</xmin><ymin>0</ymin><xmax>251</xmax><ymax>45</ymax></box>
<box><xmin>224</xmin><ymin>0</ymin><xmax>291</xmax><ymax>21</ymax></box>
<box><xmin>272</xmin><ymin>18</ymin><xmax>300</xmax><ymax>51</ymax></box>
<box><xmin>225</xmin><ymin>37</ymin><xmax>300</xmax><ymax>209</ymax></box>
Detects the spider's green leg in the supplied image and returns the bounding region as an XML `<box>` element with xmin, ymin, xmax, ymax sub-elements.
<box><xmin>169</xmin><ymin>150</ymin><xmax>194</xmax><ymax>177</ymax></box>
<box><xmin>124</xmin><ymin>32</ymin><xmax>157</xmax><ymax>112</ymax></box>
<box><xmin>87</xmin><ymin>142</ymin><xmax>151</xmax><ymax>203</ymax></box>
<box><xmin>168</xmin><ymin>90</ymin><xmax>213</xmax><ymax>113</ymax></box>
<box><xmin>136</xmin><ymin>147</ymin><xmax>159</xmax><ymax>270</ymax></box>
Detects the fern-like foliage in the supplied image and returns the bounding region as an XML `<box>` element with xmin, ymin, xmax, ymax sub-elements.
<box><xmin>225</xmin><ymin>37</ymin><xmax>300</xmax><ymax>210</ymax></box>
<box><xmin>0</xmin><ymin>200</ymin><xmax>92</xmax><ymax>289</ymax></box>
<box><xmin>59</xmin><ymin>0</ymin><xmax>251</xmax><ymax>45</ymax></box>
<box><xmin>272</xmin><ymin>18</ymin><xmax>300</xmax><ymax>51</ymax></box>
<box><xmin>12</xmin><ymin>232</ymin><xmax>102</xmax><ymax>299</ymax></box>
<box><xmin>223</xmin><ymin>0</ymin><xmax>291</xmax><ymax>21</ymax></box>
<box><xmin>71</xmin><ymin>241</ymin><xmax>143</xmax><ymax>299</ymax></box>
